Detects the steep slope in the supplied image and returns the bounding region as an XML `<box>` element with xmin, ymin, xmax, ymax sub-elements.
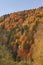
<box><xmin>32</xmin><ymin>22</ymin><xmax>43</xmax><ymax>65</ymax></box>
<box><xmin>0</xmin><ymin>7</ymin><xmax>43</xmax><ymax>64</ymax></box>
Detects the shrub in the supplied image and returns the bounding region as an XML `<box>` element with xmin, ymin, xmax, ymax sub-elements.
<box><xmin>0</xmin><ymin>44</ymin><xmax>15</xmax><ymax>65</ymax></box>
<box><xmin>19</xmin><ymin>61</ymin><xmax>28</xmax><ymax>65</ymax></box>
<box><xmin>14</xmin><ymin>18</ymin><xmax>18</xmax><ymax>22</ymax></box>
<box><xmin>21</xmin><ymin>27</ymin><xmax>24</xmax><ymax>35</ymax></box>
<box><xmin>23</xmin><ymin>25</ymin><xmax>29</xmax><ymax>30</ymax></box>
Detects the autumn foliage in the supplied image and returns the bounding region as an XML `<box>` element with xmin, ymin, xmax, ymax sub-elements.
<box><xmin>0</xmin><ymin>7</ymin><xmax>43</xmax><ymax>65</ymax></box>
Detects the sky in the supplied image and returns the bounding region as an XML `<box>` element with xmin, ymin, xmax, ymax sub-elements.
<box><xmin>0</xmin><ymin>0</ymin><xmax>43</xmax><ymax>16</ymax></box>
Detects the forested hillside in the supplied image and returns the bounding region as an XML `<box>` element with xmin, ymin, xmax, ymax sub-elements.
<box><xmin>0</xmin><ymin>7</ymin><xmax>43</xmax><ymax>65</ymax></box>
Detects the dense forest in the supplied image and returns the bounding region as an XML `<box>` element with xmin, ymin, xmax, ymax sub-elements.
<box><xmin>0</xmin><ymin>7</ymin><xmax>43</xmax><ymax>65</ymax></box>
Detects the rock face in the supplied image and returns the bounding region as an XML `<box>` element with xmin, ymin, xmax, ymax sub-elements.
<box><xmin>0</xmin><ymin>7</ymin><xmax>43</xmax><ymax>64</ymax></box>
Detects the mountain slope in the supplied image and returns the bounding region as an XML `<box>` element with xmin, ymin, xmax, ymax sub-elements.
<box><xmin>0</xmin><ymin>7</ymin><xmax>43</xmax><ymax>65</ymax></box>
<box><xmin>32</xmin><ymin>22</ymin><xmax>43</xmax><ymax>65</ymax></box>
